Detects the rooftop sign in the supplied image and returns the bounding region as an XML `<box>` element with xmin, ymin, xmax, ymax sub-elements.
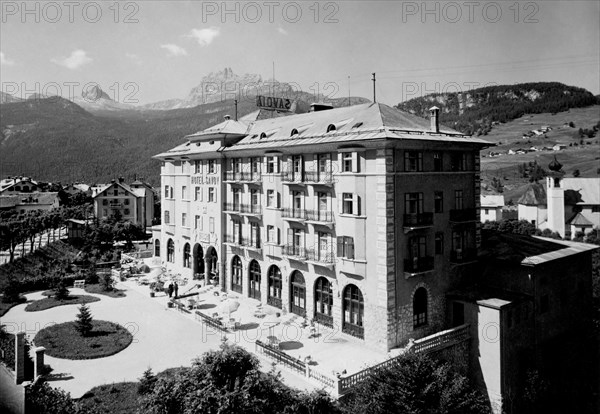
<box><xmin>256</xmin><ymin>95</ymin><xmax>292</xmax><ymax>112</ymax></box>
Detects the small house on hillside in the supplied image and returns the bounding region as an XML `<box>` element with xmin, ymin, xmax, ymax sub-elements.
<box><xmin>480</xmin><ymin>195</ymin><xmax>505</xmax><ymax>222</ymax></box>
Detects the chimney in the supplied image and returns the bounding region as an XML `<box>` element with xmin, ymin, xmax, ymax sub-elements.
<box><xmin>118</xmin><ymin>177</ymin><xmax>125</xmax><ymax>184</ymax></box>
<box><xmin>224</xmin><ymin>115</ymin><xmax>231</xmax><ymax>121</ymax></box>
<box><xmin>429</xmin><ymin>106</ymin><xmax>439</xmax><ymax>133</ymax></box>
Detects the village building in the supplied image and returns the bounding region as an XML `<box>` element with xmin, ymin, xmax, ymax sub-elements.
<box><xmin>91</xmin><ymin>178</ymin><xmax>155</xmax><ymax>228</ymax></box>
<box><xmin>480</xmin><ymin>194</ymin><xmax>505</xmax><ymax>222</ymax></box>
<box><xmin>0</xmin><ymin>176</ymin><xmax>60</xmax><ymax>214</ymax></box>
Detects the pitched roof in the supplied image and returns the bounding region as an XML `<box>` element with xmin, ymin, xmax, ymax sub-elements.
<box><xmin>566</xmin><ymin>212</ymin><xmax>593</xmax><ymax>226</ymax></box>
<box><xmin>481</xmin><ymin>194</ymin><xmax>505</xmax><ymax>207</ymax></box>
<box><xmin>517</xmin><ymin>182</ymin><xmax>546</xmax><ymax>206</ymax></box>
<box><xmin>0</xmin><ymin>192</ymin><xmax>59</xmax><ymax>208</ymax></box>
<box><xmin>92</xmin><ymin>182</ymin><xmax>146</xmax><ymax>198</ymax></box>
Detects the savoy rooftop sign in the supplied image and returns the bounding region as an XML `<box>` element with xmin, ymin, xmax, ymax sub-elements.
<box><xmin>256</xmin><ymin>95</ymin><xmax>292</xmax><ymax>112</ymax></box>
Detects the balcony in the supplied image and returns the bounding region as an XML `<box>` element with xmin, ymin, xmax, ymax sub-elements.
<box><xmin>282</xmin><ymin>245</ymin><xmax>306</xmax><ymax>260</ymax></box>
<box><xmin>267</xmin><ymin>296</ymin><xmax>282</xmax><ymax>309</ymax></box>
<box><xmin>305</xmin><ymin>210</ymin><xmax>334</xmax><ymax>226</ymax></box>
<box><xmin>282</xmin><ymin>171</ymin><xmax>306</xmax><ymax>185</ymax></box>
<box><xmin>306</xmin><ymin>248</ymin><xmax>336</xmax><ymax>269</ymax></box>
<box><xmin>224</xmin><ymin>171</ymin><xmax>262</xmax><ymax>183</ymax></box>
<box><xmin>404</xmin><ymin>256</ymin><xmax>434</xmax><ymax>276</ymax></box>
<box><xmin>449</xmin><ymin>208</ymin><xmax>477</xmax><ymax>223</ymax></box>
<box><xmin>305</xmin><ymin>171</ymin><xmax>334</xmax><ymax>185</ymax></box>
<box><xmin>240</xmin><ymin>204</ymin><xmax>263</xmax><ymax>217</ymax></box>
<box><xmin>282</xmin><ymin>208</ymin><xmax>307</xmax><ymax>221</ymax></box>
<box><xmin>241</xmin><ymin>237</ymin><xmax>262</xmax><ymax>253</ymax></box>
<box><xmin>314</xmin><ymin>312</ymin><xmax>333</xmax><ymax>328</ymax></box>
<box><xmin>223</xmin><ymin>202</ymin><xmax>242</xmax><ymax>214</ymax></box>
<box><xmin>450</xmin><ymin>248</ymin><xmax>478</xmax><ymax>264</ymax></box>
<box><xmin>223</xmin><ymin>234</ymin><xmax>243</xmax><ymax>248</ymax></box>
<box><xmin>403</xmin><ymin>213</ymin><xmax>434</xmax><ymax>229</ymax></box>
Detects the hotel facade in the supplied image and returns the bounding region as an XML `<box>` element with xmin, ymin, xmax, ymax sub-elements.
<box><xmin>154</xmin><ymin>102</ymin><xmax>489</xmax><ymax>352</ymax></box>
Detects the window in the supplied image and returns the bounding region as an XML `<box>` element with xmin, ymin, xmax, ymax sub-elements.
<box><xmin>343</xmin><ymin>284</ymin><xmax>364</xmax><ymax>339</ymax></box>
<box><xmin>208</xmin><ymin>187</ymin><xmax>215</xmax><ymax>202</ymax></box>
<box><xmin>167</xmin><ymin>239</ymin><xmax>174</xmax><ymax>262</ymax></box>
<box><xmin>341</xmin><ymin>193</ymin><xmax>361</xmax><ymax>215</ymax></box>
<box><xmin>250</xmin><ymin>189</ymin><xmax>259</xmax><ymax>207</ymax></box>
<box><xmin>164</xmin><ymin>186</ymin><xmax>169</xmax><ymax>198</ymax></box>
<box><xmin>484</xmin><ymin>208</ymin><xmax>490</xmax><ymax>214</ymax></box>
<box><xmin>266</xmin><ymin>190</ymin><xmax>278</xmax><ymax>208</ymax></box>
<box><xmin>183</xmin><ymin>243</ymin><xmax>191</xmax><ymax>268</ymax></box>
<box><xmin>434</xmin><ymin>191</ymin><xmax>443</xmax><ymax>213</ymax></box>
<box><xmin>182</xmin><ymin>213</ymin><xmax>187</xmax><ymax>227</ymax></box>
<box><xmin>314</xmin><ymin>277</ymin><xmax>333</xmax><ymax>326</ymax></box>
<box><xmin>209</xmin><ymin>217</ymin><xmax>215</xmax><ymax>233</ymax></box>
<box><xmin>232</xmin><ymin>219</ymin><xmax>242</xmax><ymax>243</ymax></box>
<box><xmin>231</xmin><ymin>256</ymin><xmax>242</xmax><ymax>293</ymax></box>
<box><xmin>290</xmin><ymin>271</ymin><xmax>306</xmax><ymax>316</ymax></box>
<box><xmin>413</xmin><ymin>287</ymin><xmax>428</xmax><ymax>328</ymax></box>
<box><xmin>114</xmin><ymin>189</ymin><xmax>118</xmax><ymax>196</ymax></box>
<box><xmin>232</xmin><ymin>188</ymin><xmax>241</xmax><ymax>208</ymax></box>
<box><xmin>337</xmin><ymin>236</ymin><xmax>355</xmax><ymax>259</ymax></box>
<box><xmin>124</xmin><ymin>209</ymin><xmax>130</xmax><ymax>216</ymax></box>
<box><xmin>248</xmin><ymin>260</ymin><xmax>261</xmax><ymax>299</ymax></box>
<box><xmin>267</xmin><ymin>265</ymin><xmax>283</xmax><ymax>308</ymax></box>
<box><xmin>195</xmin><ymin>215</ymin><xmax>202</xmax><ymax>230</ymax></box>
<box><xmin>409</xmin><ymin>236</ymin><xmax>427</xmax><ymax>259</ymax></box>
<box><xmin>318</xmin><ymin>153</ymin><xmax>331</xmax><ymax>177</ymax></box>
<box><xmin>164</xmin><ymin>211</ymin><xmax>170</xmax><ymax>224</ymax></box>
<box><xmin>455</xmin><ymin>190</ymin><xmax>464</xmax><ymax>210</ymax></box>
<box><xmin>293</xmin><ymin>191</ymin><xmax>303</xmax><ymax>211</ymax></box>
<box><xmin>451</xmin><ymin>153</ymin><xmax>468</xmax><ymax>171</ymax></box>
<box><xmin>266</xmin><ymin>156</ymin><xmax>279</xmax><ymax>173</ymax></box>
<box><xmin>103</xmin><ymin>199</ymin><xmax>108</xmax><ymax>206</ymax></box>
<box><xmin>318</xmin><ymin>192</ymin><xmax>328</xmax><ymax>213</ymax></box>
<box><xmin>233</xmin><ymin>158</ymin><xmax>242</xmax><ymax>173</ymax></box>
<box><xmin>251</xmin><ymin>157</ymin><xmax>261</xmax><ymax>174</ymax></box>
<box><xmin>340</xmin><ymin>151</ymin><xmax>360</xmax><ymax>173</ymax></box>
<box><xmin>435</xmin><ymin>233</ymin><xmax>444</xmax><ymax>255</ymax></box>
<box><xmin>124</xmin><ymin>199</ymin><xmax>130</xmax><ymax>206</ymax></box>
<box><xmin>194</xmin><ymin>160</ymin><xmax>202</xmax><ymax>174</ymax></box>
<box><xmin>405</xmin><ymin>192</ymin><xmax>424</xmax><ymax>215</ymax></box>
<box><xmin>250</xmin><ymin>222</ymin><xmax>260</xmax><ymax>248</ymax></box>
<box><xmin>182</xmin><ymin>186</ymin><xmax>187</xmax><ymax>199</ymax></box>
<box><xmin>154</xmin><ymin>239</ymin><xmax>160</xmax><ymax>257</ymax></box>
<box><xmin>318</xmin><ymin>232</ymin><xmax>331</xmax><ymax>261</ymax></box>
<box><xmin>267</xmin><ymin>225</ymin><xmax>279</xmax><ymax>244</ymax></box>
<box><xmin>405</xmin><ymin>151</ymin><xmax>423</xmax><ymax>172</ymax></box>
<box><xmin>195</xmin><ymin>187</ymin><xmax>202</xmax><ymax>201</ymax></box>
<box><xmin>433</xmin><ymin>152</ymin><xmax>442</xmax><ymax>171</ymax></box>
<box><xmin>592</xmin><ymin>206</ymin><xmax>600</xmax><ymax>213</ymax></box>
<box><xmin>292</xmin><ymin>155</ymin><xmax>303</xmax><ymax>175</ymax></box>
<box><xmin>208</xmin><ymin>160</ymin><xmax>216</xmax><ymax>174</ymax></box>
<box><xmin>169</xmin><ymin>187</ymin><xmax>173</xmax><ymax>198</ymax></box>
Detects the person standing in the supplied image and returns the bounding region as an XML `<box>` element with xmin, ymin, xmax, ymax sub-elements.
<box><xmin>174</xmin><ymin>282</ymin><xmax>179</xmax><ymax>298</ymax></box>
<box><xmin>168</xmin><ymin>282</ymin><xmax>174</xmax><ymax>298</ymax></box>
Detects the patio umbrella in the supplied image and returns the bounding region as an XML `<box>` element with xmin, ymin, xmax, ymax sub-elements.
<box><xmin>219</xmin><ymin>299</ymin><xmax>241</xmax><ymax>317</ymax></box>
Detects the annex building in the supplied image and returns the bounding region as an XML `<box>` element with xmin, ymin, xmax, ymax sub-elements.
<box><xmin>154</xmin><ymin>101</ymin><xmax>491</xmax><ymax>352</ymax></box>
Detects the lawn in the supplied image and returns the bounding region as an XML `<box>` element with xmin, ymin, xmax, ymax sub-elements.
<box><xmin>76</xmin><ymin>367</ymin><xmax>189</xmax><ymax>413</ymax></box>
<box><xmin>0</xmin><ymin>296</ymin><xmax>26</xmax><ymax>316</ymax></box>
<box><xmin>34</xmin><ymin>321</ymin><xmax>133</xmax><ymax>360</ymax></box>
<box><xmin>84</xmin><ymin>284</ymin><xmax>126</xmax><ymax>298</ymax></box>
<box><xmin>25</xmin><ymin>295</ymin><xmax>100</xmax><ymax>312</ymax></box>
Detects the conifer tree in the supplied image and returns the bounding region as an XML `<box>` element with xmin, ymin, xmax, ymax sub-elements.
<box><xmin>75</xmin><ymin>303</ymin><xmax>93</xmax><ymax>336</ymax></box>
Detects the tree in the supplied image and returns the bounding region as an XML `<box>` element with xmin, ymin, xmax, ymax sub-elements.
<box><xmin>343</xmin><ymin>352</ymin><xmax>490</xmax><ymax>414</ymax></box>
<box><xmin>75</xmin><ymin>303</ymin><xmax>93</xmax><ymax>336</ymax></box>
<box><xmin>99</xmin><ymin>273</ymin><xmax>115</xmax><ymax>292</ymax></box>
<box><xmin>138</xmin><ymin>368</ymin><xmax>157</xmax><ymax>395</ymax></box>
<box><xmin>25</xmin><ymin>380</ymin><xmax>94</xmax><ymax>414</ymax></box>
<box><xmin>53</xmin><ymin>278</ymin><xmax>69</xmax><ymax>301</ymax></box>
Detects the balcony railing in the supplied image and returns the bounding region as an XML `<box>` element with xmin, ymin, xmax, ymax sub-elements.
<box><xmin>240</xmin><ymin>204</ymin><xmax>263</xmax><ymax>215</ymax></box>
<box><xmin>267</xmin><ymin>296</ymin><xmax>282</xmax><ymax>309</ymax></box>
<box><xmin>225</xmin><ymin>171</ymin><xmax>262</xmax><ymax>182</ymax></box>
<box><xmin>282</xmin><ymin>208</ymin><xmax>306</xmax><ymax>220</ymax></box>
<box><xmin>291</xmin><ymin>304</ymin><xmax>306</xmax><ymax>317</ymax></box>
<box><xmin>305</xmin><ymin>171</ymin><xmax>334</xmax><ymax>185</ymax></box>
<box><xmin>314</xmin><ymin>312</ymin><xmax>333</xmax><ymax>328</ymax></box>
<box><xmin>241</xmin><ymin>237</ymin><xmax>261</xmax><ymax>251</ymax></box>
<box><xmin>306</xmin><ymin>210</ymin><xmax>334</xmax><ymax>223</ymax></box>
<box><xmin>224</xmin><ymin>234</ymin><xmax>243</xmax><ymax>246</ymax></box>
<box><xmin>403</xmin><ymin>212</ymin><xmax>434</xmax><ymax>227</ymax></box>
<box><xmin>404</xmin><ymin>256</ymin><xmax>434</xmax><ymax>274</ymax></box>
<box><xmin>282</xmin><ymin>245</ymin><xmax>306</xmax><ymax>259</ymax></box>
<box><xmin>223</xmin><ymin>202</ymin><xmax>242</xmax><ymax>213</ymax></box>
<box><xmin>282</xmin><ymin>171</ymin><xmax>306</xmax><ymax>183</ymax></box>
<box><xmin>450</xmin><ymin>248</ymin><xmax>477</xmax><ymax>264</ymax></box>
<box><xmin>342</xmin><ymin>323</ymin><xmax>364</xmax><ymax>339</ymax></box>
<box><xmin>306</xmin><ymin>248</ymin><xmax>336</xmax><ymax>264</ymax></box>
<box><xmin>449</xmin><ymin>208</ymin><xmax>477</xmax><ymax>223</ymax></box>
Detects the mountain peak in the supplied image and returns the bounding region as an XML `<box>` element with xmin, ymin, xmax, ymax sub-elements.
<box><xmin>81</xmin><ymin>85</ymin><xmax>112</xmax><ymax>102</ymax></box>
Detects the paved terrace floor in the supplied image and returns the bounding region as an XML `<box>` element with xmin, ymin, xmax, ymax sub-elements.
<box><xmin>1</xmin><ymin>272</ymin><xmax>388</xmax><ymax>398</ymax></box>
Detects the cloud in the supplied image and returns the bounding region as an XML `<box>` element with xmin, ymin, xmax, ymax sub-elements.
<box><xmin>1</xmin><ymin>52</ymin><xmax>15</xmax><ymax>66</ymax></box>
<box><xmin>277</xmin><ymin>27</ymin><xmax>288</xmax><ymax>36</ymax></box>
<box><xmin>160</xmin><ymin>44</ymin><xmax>188</xmax><ymax>57</ymax></box>
<box><xmin>126</xmin><ymin>53</ymin><xmax>142</xmax><ymax>64</ymax></box>
<box><xmin>51</xmin><ymin>49</ymin><xmax>92</xmax><ymax>70</ymax></box>
<box><xmin>188</xmin><ymin>27</ymin><xmax>220</xmax><ymax>46</ymax></box>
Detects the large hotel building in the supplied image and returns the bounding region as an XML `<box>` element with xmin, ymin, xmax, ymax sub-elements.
<box><xmin>154</xmin><ymin>102</ymin><xmax>489</xmax><ymax>352</ymax></box>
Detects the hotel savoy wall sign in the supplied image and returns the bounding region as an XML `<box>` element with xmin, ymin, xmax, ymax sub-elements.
<box><xmin>256</xmin><ymin>95</ymin><xmax>293</xmax><ymax>112</ymax></box>
<box><xmin>191</xmin><ymin>175</ymin><xmax>219</xmax><ymax>185</ymax></box>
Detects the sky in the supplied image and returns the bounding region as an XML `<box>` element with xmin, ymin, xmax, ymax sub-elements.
<box><xmin>1</xmin><ymin>0</ymin><xmax>599</xmax><ymax>106</ymax></box>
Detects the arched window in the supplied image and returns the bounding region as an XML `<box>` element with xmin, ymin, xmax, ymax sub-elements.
<box><xmin>183</xmin><ymin>243</ymin><xmax>191</xmax><ymax>268</ymax></box>
<box><xmin>413</xmin><ymin>287</ymin><xmax>428</xmax><ymax>328</ymax></box>
<box><xmin>327</xmin><ymin>124</ymin><xmax>336</xmax><ymax>133</ymax></box>
<box><xmin>154</xmin><ymin>239</ymin><xmax>160</xmax><ymax>257</ymax></box>
<box><xmin>267</xmin><ymin>265</ymin><xmax>282</xmax><ymax>308</ymax></box>
<box><xmin>342</xmin><ymin>284</ymin><xmax>364</xmax><ymax>339</ymax></box>
<box><xmin>314</xmin><ymin>277</ymin><xmax>333</xmax><ymax>327</ymax></box>
<box><xmin>167</xmin><ymin>239</ymin><xmax>174</xmax><ymax>263</ymax></box>
<box><xmin>231</xmin><ymin>256</ymin><xmax>242</xmax><ymax>293</ymax></box>
<box><xmin>248</xmin><ymin>260</ymin><xmax>261</xmax><ymax>300</ymax></box>
<box><xmin>290</xmin><ymin>271</ymin><xmax>306</xmax><ymax>316</ymax></box>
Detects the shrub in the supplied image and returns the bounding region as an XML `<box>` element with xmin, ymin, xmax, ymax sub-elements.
<box><xmin>75</xmin><ymin>303</ymin><xmax>93</xmax><ymax>337</ymax></box>
<box><xmin>54</xmin><ymin>279</ymin><xmax>70</xmax><ymax>301</ymax></box>
<box><xmin>2</xmin><ymin>275</ymin><xmax>22</xmax><ymax>303</ymax></box>
<box><xmin>84</xmin><ymin>267</ymin><xmax>99</xmax><ymax>285</ymax></box>
<box><xmin>99</xmin><ymin>273</ymin><xmax>114</xmax><ymax>292</ymax></box>
<box><xmin>138</xmin><ymin>368</ymin><xmax>157</xmax><ymax>395</ymax></box>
